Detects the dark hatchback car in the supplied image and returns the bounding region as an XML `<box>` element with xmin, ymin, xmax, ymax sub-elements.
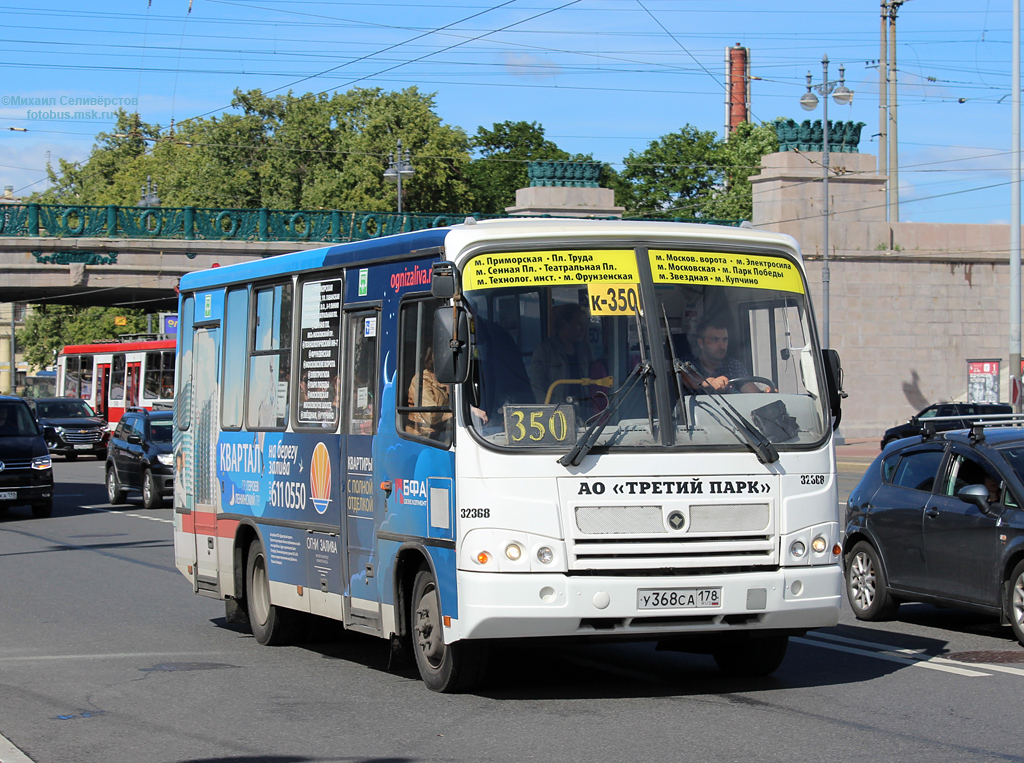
<box><xmin>845</xmin><ymin>418</ymin><xmax>1024</xmax><ymax>645</ymax></box>
<box><xmin>880</xmin><ymin>402</ymin><xmax>1012</xmax><ymax>450</ymax></box>
<box><xmin>0</xmin><ymin>395</ymin><xmax>54</xmax><ymax>518</ymax></box>
<box><xmin>106</xmin><ymin>409</ymin><xmax>174</xmax><ymax>509</ymax></box>
<box><xmin>27</xmin><ymin>397</ymin><xmax>109</xmax><ymax>461</ymax></box>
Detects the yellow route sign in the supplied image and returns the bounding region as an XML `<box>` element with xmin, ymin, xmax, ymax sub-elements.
<box><xmin>649</xmin><ymin>250</ymin><xmax>805</xmax><ymax>294</ymax></box>
<box><xmin>463</xmin><ymin>249</ymin><xmax>639</xmax><ymax>290</ymax></box>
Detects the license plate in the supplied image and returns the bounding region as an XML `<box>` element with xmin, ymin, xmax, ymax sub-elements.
<box><xmin>637</xmin><ymin>587</ymin><xmax>722</xmax><ymax>610</ymax></box>
<box><xmin>0</xmin><ymin>491</ymin><xmax>15</xmax><ymax>500</ymax></box>
<box><xmin>74</xmin><ymin>444</ymin><xmax>92</xmax><ymax>450</ymax></box>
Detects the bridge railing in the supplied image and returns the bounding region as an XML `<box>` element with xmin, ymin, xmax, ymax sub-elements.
<box><xmin>0</xmin><ymin>203</ymin><xmax>738</xmax><ymax>243</ymax></box>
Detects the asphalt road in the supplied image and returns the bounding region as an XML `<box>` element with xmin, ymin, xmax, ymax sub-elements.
<box><xmin>2</xmin><ymin>453</ymin><xmax>1024</xmax><ymax>763</ymax></box>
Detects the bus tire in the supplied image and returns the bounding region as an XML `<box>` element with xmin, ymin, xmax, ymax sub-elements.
<box><xmin>142</xmin><ymin>469</ymin><xmax>161</xmax><ymax>509</ymax></box>
<box><xmin>246</xmin><ymin>538</ymin><xmax>302</xmax><ymax>646</ymax></box>
<box><xmin>713</xmin><ymin>634</ymin><xmax>788</xmax><ymax>677</ymax></box>
<box><xmin>106</xmin><ymin>466</ymin><xmax>126</xmax><ymax>505</ymax></box>
<box><xmin>411</xmin><ymin>568</ymin><xmax>487</xmax><ymax>693</ymax></box>
<box><xmin>31</xmin><ymin>499</ymin><xmax>53</xmax><ymax>519</ymax></box>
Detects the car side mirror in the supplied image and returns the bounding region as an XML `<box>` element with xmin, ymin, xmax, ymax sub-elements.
<box><xmin>957</xmin><ymin>483</ymin><xmax>998</xmax><ymax>515</ymax></box>
<box><xmin>127</xmin><ymin>433</ymin><xmax>142</xmax><ymax>445</ymax></box>
<box><xmin>821</xmin><ymin>349</ymin><xmax>846</xmax><ymax>430</ymax></box>
<box><xmin>433</xmin><ymin>305</ymin><xmax>471</xmax><ymax>384</ymax></box>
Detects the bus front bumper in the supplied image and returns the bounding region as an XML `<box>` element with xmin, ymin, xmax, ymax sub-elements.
<box><xmin>449</xmin><ymin>566</ymin><xmax>841</xmax><ymax>641</ymax></box>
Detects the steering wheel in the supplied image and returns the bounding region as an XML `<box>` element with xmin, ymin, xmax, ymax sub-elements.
<box><xmin>727</xmin><ymin>376</ymin><xmax>777</xmax><ymax>393</ymax></box>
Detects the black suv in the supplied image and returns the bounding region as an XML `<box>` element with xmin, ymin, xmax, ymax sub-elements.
<box><xmin>846</xmin><ymin>420</ymin><xmax>1024</xmax><ymax>645</ymax></box>
<box><xmin>880</xmin><ymin>402</ymin><xmax>1013</xmax><ymax>450</ymax></box>
<box><xmin>0</xmin><ymin>395</ymin><xmax>54</xmax><ymax>518</ymax></box>
<box><xmin>106</xmin><ymin>409</ymin><xmax>174</xmax><ymax>509</ymax></box>
<box><xmin>27</xmin><ymin>397</ymin><xmax>109</xmax><ymax>461</ymax></box>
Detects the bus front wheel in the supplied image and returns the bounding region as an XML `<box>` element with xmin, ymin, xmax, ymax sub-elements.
<box><xmin>411</xmin><ymin>568</ymin><xmax>487</xmax><ymax>693</ymax></box>
<box><xmin>246</xmin><ymin>538</ymin><xmax>303</xmax><ymax>646</ymax></box>
<box><xmin>712</xmin><ymin>634</ymin><xmax>789</xmax><ymax>677</ymax></box>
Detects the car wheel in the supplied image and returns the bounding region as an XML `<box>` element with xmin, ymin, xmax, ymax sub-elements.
<box><xmin>411</xmin><ymin>567</ymin><xmax>488</xmax><ymax>693</ymax></box>
<box><xmin>65</xmin><ymin>452</ymin><xmax>77</xmax><ymax>461</ymax></box>
<box><xmin>713</xmin><ymin>634</ymin><xmax>789</xmax><ymax>677</ymax></box>
<box><xmin>31</xmin><ymin>499</ymin><xmax>53</xmax><ymax>519</ymax></box>
<box><xmin>846</xmin><ymin>541</ymin><xmax>900</xmax><ymax>620</ymax></box>
<box><xmin>142</xmin><ymin>469</ymin><xmax>161</xmax><ymax>509</ymax></box>
<box><xmin>246</xmin><ymin>538</ymin><xmax>305</xmax><ymax>646</ymax></box>
<box><xmin>106</xmin><ymin>465</ymin><xmax>127</xmax><ymax>505</ymax></box>
<box><xmin>1007</xmin><ymin>559</ymin><xmax>1024</xmax><ymax>647</ymax></box>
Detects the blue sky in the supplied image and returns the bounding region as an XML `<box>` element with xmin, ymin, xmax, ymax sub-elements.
<box><xmin>0</xmin><ymin>0</ymin><xmax>1017</xmax><ymax>223</ymax></box>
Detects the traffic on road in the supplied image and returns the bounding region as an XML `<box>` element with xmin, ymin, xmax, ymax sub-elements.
<box><xmin>2</xmin><ymin>446</ymin><xmax>1024</xmax><ymax>763</ymax></box>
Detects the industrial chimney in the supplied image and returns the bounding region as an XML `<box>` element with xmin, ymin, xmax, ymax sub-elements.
<box><xmin>725</xmin><ymin>44</ymin><xmax>750</xmax><ymax>134</ymax></box>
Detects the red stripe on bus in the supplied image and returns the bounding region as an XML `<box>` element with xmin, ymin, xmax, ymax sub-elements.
<box><xmin>180</xmin><ymin>513</ymin><xmax>240</xmax><ymax>539</ymax></box>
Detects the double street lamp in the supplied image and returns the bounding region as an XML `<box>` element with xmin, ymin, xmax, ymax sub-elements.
<box><xmin>799</xmin><ymin>55</ymin><xmax>853</xmax><ymax>349</ymax></box>
<box><xmin>383</xmin><ymin>139</ymin><xmax>414</xmax><ymax>214</ymax></box>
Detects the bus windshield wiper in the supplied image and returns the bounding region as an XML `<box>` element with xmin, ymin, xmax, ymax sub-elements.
<box><xmin>661</xmin><ymin>305</ymin><xmax>688</xmax><ymax>431</ymax></box>
<box><xmin>558</xmin><ymin>360</ymin><xmax>652</xmax><ymax>468</ymax></box>
<box><xmin>680</xmin><ymin>361</ymin><xmax>779</xmax><ymax>464</ymax></box>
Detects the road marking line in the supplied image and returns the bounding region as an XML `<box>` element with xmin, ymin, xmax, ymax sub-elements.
<box><xmin>793</xmin><ymin>636</ymin><xmax>990</xmax><ymax>677</ymax></box>
<box><xmin>807</xmin><ymin>631</ymin><xmax>1024</xmax><ymax>676</ymax></box>
<box><xmin>78</xmin><ymin>505</ymin><xmax>172</xmax><ymax>524</ymax></box>
<box><xmin>0</xmin><ymin>651</ymin><xmax>225</xmax><ymax>663</ymax></box>
<box><xmin>0</xmin><ymin>731</ymin><xmax>34</xmax><ymax>762</ymax></box>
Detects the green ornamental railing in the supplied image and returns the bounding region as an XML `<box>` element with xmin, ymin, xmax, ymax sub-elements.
<box><xmin>0</xmin><ymin>203</ymin><xmax>739</xmax><ymax>243</ymax></box>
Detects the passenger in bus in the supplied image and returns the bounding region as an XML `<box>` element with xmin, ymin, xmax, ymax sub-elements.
<box><xmin>528</xmin><ymin>303</ymin><xmax>593</xmax><ymax>405</ymax></box>
<box><xmin>684</xmin><ymin>318</ymin><xmax>764</xmax><ymax>394</ymax></box>
<box><xmin>472</xmin><ymin>316</ymin><xmax>532</xmax><ymax>426</ymax></box>
<box><xmin>406</xmin><ymin>346</ymin><xmax>453</xmax><ymax>439</ymax></box>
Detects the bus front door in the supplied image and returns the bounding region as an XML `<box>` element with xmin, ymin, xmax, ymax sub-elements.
<box><xmin>343</xmin><ymin>309</ymin><xmax>382</xmax><ymax>634</ymax></box>
<box><xmin>190</xmin><ymin>328</ymin><xmax>222</xmax><ymax>589</ymax></box>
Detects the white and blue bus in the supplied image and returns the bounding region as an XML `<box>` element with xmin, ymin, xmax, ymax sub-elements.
<box><xmin>173</xmin><ymin>218</ymin><xmax>845</xmax><ymax>692</ymax></box>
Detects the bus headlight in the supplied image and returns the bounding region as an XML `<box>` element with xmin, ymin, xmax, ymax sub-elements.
<box><xmin>505</xmin><ymin>543</ymin><xmax>522</xmax><ymax>561</ymax></box>
<box><xmin>789</xmin><ymin>540</ymin><xmax>807</xmax><ymax>559</ymax></box>
<box><xmin>811</xmin><ymin>536</ymin><xmax>828</xmax><ymax>554</ymax></box>
<box><xmin>537</xmin><ymin>546</ymin><xmax>554</xmax><ymax>565</ymax></box>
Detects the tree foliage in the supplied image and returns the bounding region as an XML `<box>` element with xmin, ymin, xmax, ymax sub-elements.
<box><xmin>464</xmin><ymin>121</ymin><xmax>573</xmax><ymax>214</ymax></box>
<box><xmin>40</xmin><ymin>88</ymin><xmax>474</xmax><ymax>214</ymax></box>
<box><xmin>16</xmin><ymin>306</ymin><xmax>147</xmax><ymax>370</ymax></box>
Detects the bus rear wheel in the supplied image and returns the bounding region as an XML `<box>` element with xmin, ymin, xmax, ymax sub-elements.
<box><xmin>245</xmin><ymin>538</ymin><xmax>303</xmax><ymax>646</ymax></box>
<box><xmin>411</xmin><ymin>568</ymin><xmax>488</xmax><ymax>693</ymax></box>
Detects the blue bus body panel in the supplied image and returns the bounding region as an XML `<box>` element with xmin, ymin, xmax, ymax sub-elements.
<box><xmin>178</xmin><ymin>229</ymin><xmax>450</xmax><ymax>292</ymax></box>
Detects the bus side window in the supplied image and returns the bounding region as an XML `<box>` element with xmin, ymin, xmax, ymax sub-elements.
<box><xmin>246</xmin><ymin>282</ymin><xmax>292</xmax><ymax>430</ymax></box>
<box><xmin>346</xmin><ymin>312</ymin><xmax>378</xmax><ymax>435</ymax></box>
<box><xmin>144</xmin><ymin>352</ymin><xmax>162</xmax><ymax>400</ymax></box>
<box><xmin>398</xmin><ymin>297</ymin><xmax>452</xmax><ymax>447</ymax></box>
<box><xmin>222</xmin><ymin>288</ymin><xmax>248</xmax><ymax>430</ymax></box>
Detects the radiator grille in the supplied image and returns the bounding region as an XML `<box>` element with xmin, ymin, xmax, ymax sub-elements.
<box><xmin>575</xmin><ymin>505</ymin><xmax>665</xmax><ymax>534</ymax></box>
<box><xmin>689</xmin><ymin>503</ymin><xmax>770</xmax><ymax>533</ymax></box>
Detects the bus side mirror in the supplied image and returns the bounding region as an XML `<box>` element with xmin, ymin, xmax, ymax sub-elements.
<box><xmin>822</xmin><ymin>348</ymin><xmax>846</xmax><ymax>429</ymax></box>
<box><xmin>433</xmin><ymin>306</ymin><xmax>471</xmax><ymax>384</ymax></box>
<box><xmin>431</xmin><ymin>261</ymin><xmax>460</xmax><ymax>299</ymax></box>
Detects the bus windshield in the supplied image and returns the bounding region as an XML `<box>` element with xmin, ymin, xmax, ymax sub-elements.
<box><xmin>461</xmin><ymin>247</ymin><xmax>828</xmax><ymax>452</ymax></box>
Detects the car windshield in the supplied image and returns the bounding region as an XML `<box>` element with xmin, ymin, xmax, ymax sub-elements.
<box><xmin>149</xmin><ymin>419</ymin><xmax>173</xmax><ymax>443</ymax></box>
<box><xmin>0</xmin><ymin>402</ymin><xmax>40</xmax><ymax>437</ymax></box>
<box><xmin>461</xmin><ymin>247</ymin><xmax>828</xmax><ymax>453</ymax></box>
<box><xmin>36</xmin><ymin>399</ymin><xmax>95</xmax><ymax>419</ymax></box>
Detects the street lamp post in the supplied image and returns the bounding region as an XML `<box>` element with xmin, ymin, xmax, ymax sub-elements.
<box><xmin>800</xmin><ymin>55</ymin><xmax>853</xmax><ymax>349</ymax></box>
<box><xmin>139</xmin><ymin>175</ymin><xmax>160</xmax><ymax>207</ymax></box>
<box><xmin>383</xmin><ymin>139</ymin><xmax>415</xmax><ymax>215</ymax></box>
